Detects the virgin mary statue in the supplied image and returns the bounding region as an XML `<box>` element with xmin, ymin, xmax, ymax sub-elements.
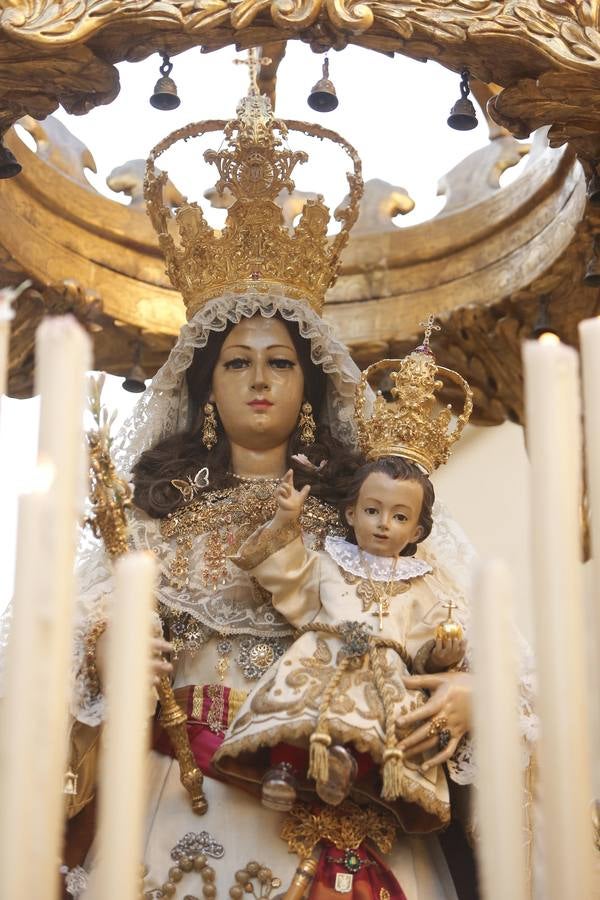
<box><xmin>67</xmin><ymin>76</ymin><xmax>537</xmax><ymax>900</ymax></box>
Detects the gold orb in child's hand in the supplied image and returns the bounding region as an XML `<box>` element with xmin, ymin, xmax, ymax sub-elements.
<box><xmin>436</xmin><ymin>620</ymin><xmax>463</xmax><ymax>641</ymax></box>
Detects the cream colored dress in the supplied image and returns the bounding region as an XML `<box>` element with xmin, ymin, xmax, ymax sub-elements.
<box><xmin>214</xmin><ymin>528</ymin><xmax>469</xmax><ymax>833</ymax></box>
<box><xmin>71</xmin><ymin>509</ymin><xmax>462</xmax><ymax>900</ymax></box>
<box><xmin>57</xmin><ymin>292</ymin><xmax>538</xmax><ymax>900</ymax></box>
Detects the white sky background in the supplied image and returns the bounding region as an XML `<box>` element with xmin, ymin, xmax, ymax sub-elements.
<box><xmin>1</xmin><ymin>44</ymin><xmax>513</xmax><ymax>611</ymax></box>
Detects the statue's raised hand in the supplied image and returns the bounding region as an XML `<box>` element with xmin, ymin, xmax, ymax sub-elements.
<box><xmin>273</xmin><ymin>469</ymin><xmax>311</xmax><ymax>525</ymax></box>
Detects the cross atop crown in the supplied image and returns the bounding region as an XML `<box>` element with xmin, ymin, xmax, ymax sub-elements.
<box><xmin>418</xmin><ymin>314</ymin><xmax>441</xmax><ymax>350</ymax></box>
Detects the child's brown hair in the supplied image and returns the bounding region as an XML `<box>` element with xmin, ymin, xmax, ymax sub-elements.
<box><xmin>336</xmin><ymin>456</ymin><xmax>434</xmax><ymax>557</ymax></box>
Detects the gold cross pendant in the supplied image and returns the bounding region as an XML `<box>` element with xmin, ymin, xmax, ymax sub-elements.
<box><xmin>373</xmin><ymin>598</ymin><xmax>390</xmax><ymax>631</ymax></box>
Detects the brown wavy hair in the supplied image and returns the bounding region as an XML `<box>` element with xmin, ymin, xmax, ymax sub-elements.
<box><xmin>332</xmin><ymin>456</ymin><xmax>435</xmax><ymax>557</ymax></box>
<box><xmin>132</xmin><ymin>314</ymin><xmax>355</xmax><ymax>518</ymax></box>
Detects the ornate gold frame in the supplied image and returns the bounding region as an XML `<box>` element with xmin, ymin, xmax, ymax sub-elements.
<box><xmin>1</xmin><ymin>2</ymin><xmax>600</xmax><ymax>165</ymax></box>
<box><xmin>1</xmin><ymin>1</ymin><xmax>599</xmax><ymax>423</ymax></box>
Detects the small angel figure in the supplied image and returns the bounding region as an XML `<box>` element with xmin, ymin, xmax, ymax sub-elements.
<box><xmin>214</xmin><ymin>457</ymin><xmax>467</xmax><ymax>832</ymax></box>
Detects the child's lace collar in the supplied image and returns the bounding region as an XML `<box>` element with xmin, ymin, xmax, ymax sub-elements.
<box><xmin>324</xmin><ymin>536</ymin><xmax>432</xmax><ymax>581</ymax></box>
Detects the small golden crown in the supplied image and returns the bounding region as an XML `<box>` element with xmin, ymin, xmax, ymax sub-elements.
<box><xmin>144</xmin><ymin>84</ymin><xmax>363</xmax><ymax>319</ymax></box>
<box><xmin>355</xmin><ymin>317</ymin><xmax>473</xmax><ymax>473</ymax></box>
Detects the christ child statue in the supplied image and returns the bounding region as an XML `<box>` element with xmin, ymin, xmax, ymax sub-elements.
<box><xmin>213</xmin><ymin>455</ymin><xmax>466</xmax><ymax>832</ymax></box>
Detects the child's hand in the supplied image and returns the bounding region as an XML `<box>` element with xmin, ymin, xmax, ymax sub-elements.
<box><xmin>427</xmin><ymin>637</ymin><xmax>465</xmax><ymax>673</ymax></box>
<box><xmin>273</xmin><ymin>469</ymin><xmax>310</xmax><ymax>525</ymax></box>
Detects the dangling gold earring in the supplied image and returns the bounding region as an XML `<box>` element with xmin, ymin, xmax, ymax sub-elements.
<box><xmin>298</xmin><ymin>400</ymin><xmax>316</xmax><ymax>445</ymax></box>
<box><xmin>202</xmin><ymin>402</ymin><xmax>218</xmax><ymax>450</ymax></box>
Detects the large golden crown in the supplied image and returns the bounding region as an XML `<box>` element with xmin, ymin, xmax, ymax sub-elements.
<box><xmin>144</xmin><ymin>79</ymin><xmax>363</xmax><ymax>319</ymax></box>
<box><xmin>355</xmin><ymin>321</ymin><xmax>473</xmax><ymax>473</ymax></box>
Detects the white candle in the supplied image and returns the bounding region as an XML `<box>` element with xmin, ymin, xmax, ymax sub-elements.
<box><xmin>31</xmin><ymin>316</ymin><xmax>91</xmax><ymax>899</ymax></box>
<box><xmin>0</xmin><ymin>465</ymin><xmax>54</xmax><ymax>898</ymax></box>
<box><xmin>578</xmin><ymin>316</ymin><xmax>600</xmax><ymax>796</ymax></box>
<box><xmin>471</xmin><ymin>559</ymin><xmax>528</xmax><ymax>900</ymax></box>
<box><xmin>579</xmin><ymin>316</ymin><xmax>600</xmax><ymax>582</ymax></box>
<box><xmin>522</xmin><ymin>337</ymin><xmax>595</xmax><ymax>899</ymax></box>
<box><xmin>86</xmin><ymin>552</ymin><xmax>156</xmax><ymax>900</ymax></box>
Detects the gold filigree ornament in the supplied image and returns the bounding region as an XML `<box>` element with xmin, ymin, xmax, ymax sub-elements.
<box><xmin>144</xmin><ymin>83</ymin><xmax>363</xmax><ymax>318</ymax></box>
<box><xmin>86</xmin><ymin>373</ymin><xmax>132</xmax><ymax>557</ymax></box>
<box><xmin>84</xmin><ymin>375</ymin><xmax>208</xmax><ymax>817</ymax></box>
<box><xmin>355</xmin><ymin>318</ymin><xmax>473</xmax><ymax>473</ymax></box>
<box><xmin>281</xmin><ymin>801</ymin><xmax>397</xmax><ymax>859</ymax></box>
<box><xmin>161</xmin><ymin>477</ymin><xmax>344</xmax><ymax>591</ymax></box>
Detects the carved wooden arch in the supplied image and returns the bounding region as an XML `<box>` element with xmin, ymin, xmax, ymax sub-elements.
<box><xmin>0</xmin><ymin>1</ymin><xmax>600</xmax><ymax>170</ymax></box>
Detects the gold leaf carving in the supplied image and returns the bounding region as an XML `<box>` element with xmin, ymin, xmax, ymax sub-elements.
<box><xmin>539</xmin><ymin>0</ymin><xmax>599</xmax><ymax>28</ymax></box>
<box><xmin>513</xmin><ymin>4</ymin><xmax>558</xmax><ymax>36</ymax></box>
<box><xmin>230</xmin><ymin>0</ymin><xmax>271</xmax><ymax>29</ymax></box>
<box><xmin>271</xmin><ymin>0</ymin><xmax>322</xmax><ymax>30</ymax></box>
<box><xmin>326</xmin><ymin>0</ymin><xmax>374</xmax><ymax>33</ymax></box>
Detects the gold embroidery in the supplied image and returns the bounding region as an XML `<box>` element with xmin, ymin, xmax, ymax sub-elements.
<box><xmin>356</xmin><ymin>579</ymin><xmax>409</xmax><ymax>614</ymax></box>
<box><xmin>161</xmin><ymin>482</ymin><xmax>344</xmax><ymax>590</ymax></box>
<box><xmin>280</xmin><ymin>801</ymin><xmax>397</xmax><ymax>858</ymax></box>
<box><xmin>206</xmin><ymin>683</ymin><xmax>226</xmax><ymax>734</ymax></box>
<box><xmin>190</xmin><ymin>684</ymin><xmax>249</xmax><ymax>733</ymax></box>
<box><xmin>340</xmin><ymin>568</ymin><xmax>359</xmax><ymax>585</ymax></box>
<box><xmin>247</xmin><ymin>631</ymin><xmax>416</xmax><ymax>725</ymax></box>
<box><xmin>339</xmin><ymin>565</ymin><xmax>412</xmax><ymax>630</ymax></box>
<box><xmin>234</xmin><ymin>520</ymin><xmax>302</xmax><ymax>571</ymax></box>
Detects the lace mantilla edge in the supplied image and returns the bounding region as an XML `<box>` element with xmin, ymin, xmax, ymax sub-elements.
<box><xmin>111</xmin><ymin>291</ymin><xmax>368</xmax><ymax>481</ymax></box>
<box><xmin>325</xmin><ymin>537</ymin><xmax>432</xmax><ymax>581</ymax></box>
<box><xmin>447</xmin><ymin>626</ymin><xmax>539</xmax><ymax>786</ymax></box>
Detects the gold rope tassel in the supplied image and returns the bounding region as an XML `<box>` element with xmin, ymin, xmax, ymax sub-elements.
<box><xmin>307</xmin><ymin>657</ymin><xmax>349</xmax><ymax>783</ymax></box>
<box><xmin>381</xmin><ymin>748</ymin><xmax>404</xmax><ymax>801</ymax></box>
<box><xmin>308</xmin><ymin>732</ymin><xmax>332</xmax><ymax>783</ymax></box>
<box><xmin>373</xmin><ymin>646</ymin><xmax>405</xmax><ymax>801</ymax></box>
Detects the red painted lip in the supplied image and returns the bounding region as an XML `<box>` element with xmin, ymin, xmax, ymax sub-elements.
<box><xmin>248</xmin><ymin>399</ymin><xmax>273</xmax><ymax>408</ymax></box>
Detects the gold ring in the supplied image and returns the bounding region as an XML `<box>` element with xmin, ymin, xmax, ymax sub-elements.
<box><xmin>427</xmin><ymin>716</ymin><xmax>448</xmax><ymax>738</ymax></box>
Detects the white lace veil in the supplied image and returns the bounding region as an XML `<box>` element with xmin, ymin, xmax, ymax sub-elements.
<box><xmin>111</xmin><ymin>288</ymin><xmax>361</xmax><ymax>480</ymax></box>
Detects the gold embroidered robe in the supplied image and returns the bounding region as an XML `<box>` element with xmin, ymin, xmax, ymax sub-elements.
<box><xmin>214</xmin><ymin>527</ymin><xmax>467</xmax><ymax>833</ymax></box>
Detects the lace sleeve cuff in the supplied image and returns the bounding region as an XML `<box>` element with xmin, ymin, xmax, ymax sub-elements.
<box><xmin>232</xmin><ymin>519</ymin><xmax>302</xmax><ymax>571</ymax></box>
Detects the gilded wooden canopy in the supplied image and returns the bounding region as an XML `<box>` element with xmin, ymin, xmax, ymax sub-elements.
<box><xmin>0</xmin><ymin>1</ymin><xmax>599</xmax><ymax>424</ymax></box>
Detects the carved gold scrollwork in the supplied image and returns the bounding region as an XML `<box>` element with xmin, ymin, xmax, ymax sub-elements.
<box><xmin>231</xmin><ymin>0</ymin><xmax>272</xmax><ymax>30</ymax></box>
<box><xmin>489</xmin><ymin>71</ymin><xmax>600</xmax><ymax>161</ymax></box>
<box><xmin>270</xmin><ymin>0</ymin><xmax>322</xmax><ymax>31</ymax></box>
<box><xmin>1</xmin><ymin>0</ymin><xmax>600</xmax><ymax>162</ymax></box>
<box><xmin>326</xmin><ymin>0</ymin><xmax>374</xmax><ymax>34</ymax></box>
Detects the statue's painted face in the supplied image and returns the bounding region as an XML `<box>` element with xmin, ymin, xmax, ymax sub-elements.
<box><xmin>344</xmin><ymin>472</ymin><xmax>424</xmax><ymax>558</ymax></box>
<box><xmin>210</xmin><ymin>316</ymin><xmax>305</xmax><ymax>451</ymax></box>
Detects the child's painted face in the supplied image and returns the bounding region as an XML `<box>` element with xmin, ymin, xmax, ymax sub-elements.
<box><xmin>344</xmin><ymin>472</ymin><xmax>425</xmax><ymax>558</ymax></box>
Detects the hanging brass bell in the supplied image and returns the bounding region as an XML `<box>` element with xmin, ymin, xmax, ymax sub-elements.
<box><xmin>584</xmin><ymin>237</ymin><xmax>600</xmax><ymax>286</ymax></box>
<box><xmin>150</xmin><ymin>54</ymin><xmax>181</xmax><ymax>111</ymax></box>
<box><xmin>587</xmin><ymin>170</ymin><xmax>600</xmax><ymax>206</ymax></box>
<box><xmin>123</xmin><ymin>362</ymin><xmax>147</xmax><ymax>393</ymax></box>
<box><xmin>0</xmin><ymin>142</ymin><xmax>21</xmax><ymax>179</ymax></box>
<box><xmin>447</xmin><ymin>96</ymin><xmax>478</xmax><ymax>131</ymax></box>
<box><xmin>307</xmin><ymin>57</ymin><xmax>338</xmax><ymax>113</ymax></box>
<box><xmin>447</xmin><ymin>69</ymin><xmax>478</xmax><ymax>131</ymax></box>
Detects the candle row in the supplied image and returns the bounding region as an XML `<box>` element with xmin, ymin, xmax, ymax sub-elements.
<box><xmin>474</xmin><ymin>323</ymin><xmax>599</xmax><ymax>900</ymax></box>
<box><xmin>1</xmin><ymin>310</ymin><xmax>599</xmax><ymax>899</ymax></box>
<box><xmin>0</xmin><ymin>316</ymin><xmax>157</xmax><ymax>900</ymax></box>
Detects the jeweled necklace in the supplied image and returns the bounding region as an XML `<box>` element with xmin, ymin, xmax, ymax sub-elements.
<box><xmin>231</xmin><ymin>472</ymin><xmax>281</xmax><ymax>484</ymax></box>
<box><xmin>359</xmin><ymin>551</ymin><xmax>399</xmax><ymax>631</ymax></box>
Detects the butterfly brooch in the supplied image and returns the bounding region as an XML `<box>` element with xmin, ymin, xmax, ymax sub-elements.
<box><xmin>171</xmin><ymin>467</ymin><xmax>210</xmax><ymax>503</ymax></box>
